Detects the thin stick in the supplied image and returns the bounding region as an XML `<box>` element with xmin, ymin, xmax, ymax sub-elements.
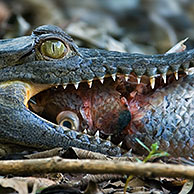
<box><xmin>0</xmin><ymin>156</ymin><xmax>194</xmax><ymax>179</ymax></box>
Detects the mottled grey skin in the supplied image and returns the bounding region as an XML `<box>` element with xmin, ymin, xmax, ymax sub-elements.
<box><xmin>0</xmin><ymin>25</ymin><xmax>193</xmax><ymax>157</ymax></box>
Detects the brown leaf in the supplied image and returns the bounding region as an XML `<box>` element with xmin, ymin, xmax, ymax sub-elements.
<box><xmin>0</xmin><ymin>178</ymin><xmax>28</xmax><ymax>194</ymax></box>
<box><xmin>179</xmin><ymin>180</ymin><xmax>193</xmax><ymax>194</ymax></box>
<box><xmin>0</xmin><ymin>177</ymin><xmax>56</xmax><ymax>194</ymax></box>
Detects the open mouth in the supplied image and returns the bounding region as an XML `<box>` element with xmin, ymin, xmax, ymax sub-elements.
<box><xmin>25</xmin><ymin>25</ymin><xmax>193</xmax><ymax>150</ymax></box>
<box><xmin>28</xmin><ymin>69</ymin><xmax>190</xmax><ymax>148</ymax></box>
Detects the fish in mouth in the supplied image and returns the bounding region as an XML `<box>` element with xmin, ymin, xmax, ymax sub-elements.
<box><xmin>29</xmin><ymin>67</ymin><xmax>194</xmax><ymax>158</ymax></box>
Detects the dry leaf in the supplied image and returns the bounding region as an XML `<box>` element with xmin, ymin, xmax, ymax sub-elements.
<box><xmin>0</xmin><ymin>177</ymin><xmax>55</xmax><ymax>194</ymax></box>
<box><xmin>179</xmin><ymin>180</ymin><xmax>193</xmax><ymax>194</ymax></box>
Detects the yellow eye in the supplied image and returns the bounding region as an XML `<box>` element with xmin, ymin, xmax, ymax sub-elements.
<box><xmin>40</xmin><ymin>39</ymin><xmax>67</xmax><ymax>59</ymax></box>
<box><xmin>56</xmin><ymin>111</ymin><xmax>79</xmax><ymax>130</ymax></box>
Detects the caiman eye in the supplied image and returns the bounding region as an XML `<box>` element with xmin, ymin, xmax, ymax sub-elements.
<box><xmin>40</xmin><ymin>39</ymin><xmax>67</xmax><ymax>59</ymax></box>
<box><xmin>56</xmin><ymin>111</ymin><xmax>79</xmax><ymax>130</ymax></box>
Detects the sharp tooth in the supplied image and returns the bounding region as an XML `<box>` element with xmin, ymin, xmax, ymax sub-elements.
<box><xmin>123</xmin><ymin>149</ymin><xmax>132</xmax><ymax>157</ymax></box>
<box><xmin>124</xmin><ymin>74</ymin><xmax>129</xmax><ymax>81</ymax></box>
<box><xmin>95</xmin><ymin>130</ymin><xmax>100</xmax><ymax>137</ymax></box>
<box><xmin>137</xmin><ymin>76</ymin><xmax>141</xmax><ymax>84</ymax></box>
<box><xmin>107</xmin><ymin>136</ymin><xmax>111</xmax><ymax>141</ymax></box>
<box><xmin>63</xmin><ymin>84</ymin><xmax>67</xmax><ymax>89</ymax></box>
<box><xmin>83</xmin><ymin>129</ymin><xmax>87</xmax><ymax>134</ymax></box>
<box><xmin>55</xmin><ymin>85</ymin><xmax>58</xmax><ymax>88</ymax></box>
<box><xmin>99</xmin><ymin>76</ymin><xmax>104</xmax><ymax>84</ymax></box>
<box><xmin>174</xmin><ymin>71</ymin><xmax>179</xmax><ymax>80</ymax></box>
<box><xmin>188</xmin><ymin>67</ymin><xmax>194</xmax><ymax>75</ymax></box>
<box><xmin>184</xmin><ymin>69</ymin><xmax>189</xmax><ymax>75</ymax></box>
<box><xmin>150</xmin><ymin>76</ymin><xmax>156</xmax><ymax>89</ymax></box>
<box><xmin>74</xmin><ymin>82</ymin><xmax>79</xmax><ymax>89</ymax></box>
<box><xmin>29</xmin><ymin>99</ymin><xmax>36</xmax><ymax>105</ymax></box>
<box><xmin>87</xmin><ymin>79</ymin><xmax>93</xmax><ymax>88</ymax></box>
<box><xmin>118</xmin><ymin>141</ymin><xmax>122</xmax><ymax>147</ymax></box>
<box><xmin>162</xmin><ymin>74</ymin><xmax>167</xmax><ymax>84</ymax></box>
<box><xmin>111</xmin><ymin>74</ymin><xmax>116</xmax><ymax>81</ymax></box>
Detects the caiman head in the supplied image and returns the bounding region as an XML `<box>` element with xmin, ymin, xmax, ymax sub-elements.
<box><xmin>0</xmin><ymin>25</ymin><xmax>193</xmax><ymax>157</ymax></box>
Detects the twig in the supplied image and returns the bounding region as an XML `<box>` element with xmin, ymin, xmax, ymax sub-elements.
<box><xmin>0</xmin><ymin>157</ymin><xmax>194</xmax><ymax>179</ymax></box>
<box><xmin>25</xmin><ymin>148</ymin><xmax>64</xmax><ymax>159</ymax></box>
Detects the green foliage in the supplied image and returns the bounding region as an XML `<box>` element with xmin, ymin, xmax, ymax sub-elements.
<box><xmin>124</xmin><ymin>139</ymin><xmax>169</xmax><ymax>194</ymax></box>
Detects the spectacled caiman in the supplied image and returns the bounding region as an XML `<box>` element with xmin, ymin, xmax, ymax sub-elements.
<box><xmin>0</xmin><ymin>25</ymin><xmax>193</xmax><ymax>158</ymax></box>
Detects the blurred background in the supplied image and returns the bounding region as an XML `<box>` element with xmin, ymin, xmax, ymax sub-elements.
<box><xmin>1</xmin><ymin>0</ymin><xmax>194</xmax><ymax>54</ymax></box>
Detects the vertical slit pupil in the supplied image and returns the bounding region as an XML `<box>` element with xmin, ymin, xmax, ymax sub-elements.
<box><xmin>52</xmin><ymin>43</ymin><xmax>55</xmax><ymax>53</ymax></box>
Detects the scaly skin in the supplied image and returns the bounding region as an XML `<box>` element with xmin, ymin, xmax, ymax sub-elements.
<box><xmin>125</xmin><ymin>74</ymin><xmax>194</xmax><ymax>158</ymax></box>
<box><xmin>0</xmin><ymin>25</ymin><xmax>193</xmax><ymax>157</ymax></box>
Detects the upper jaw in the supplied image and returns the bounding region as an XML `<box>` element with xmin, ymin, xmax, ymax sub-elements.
<box><xmin>2</xmin><ymin>24</ymin><xmax>194</xmax><ymax>91</ymax></box>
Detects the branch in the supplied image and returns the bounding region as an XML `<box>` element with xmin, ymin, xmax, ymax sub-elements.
<box><xmin>0</xmin><ymin>157</ymin><xmax>194</xmax><ymax>179</ymax></box>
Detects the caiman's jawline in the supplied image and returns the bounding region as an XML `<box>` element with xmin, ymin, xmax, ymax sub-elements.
<box><xmin>19</xmin><ymin>67</ymin><xmax>194</xmax><ymax>108</ymax></box>
<box><xmin>0</xmin><ymin>25</ymin><xmax>193</xmax><ymax>158</ymax></box>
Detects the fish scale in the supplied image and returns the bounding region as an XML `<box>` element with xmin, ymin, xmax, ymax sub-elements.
<box><xmin>125</xmin><ymin>74</ymin><xmax>194</xmax><ymax>158</ymax></box>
